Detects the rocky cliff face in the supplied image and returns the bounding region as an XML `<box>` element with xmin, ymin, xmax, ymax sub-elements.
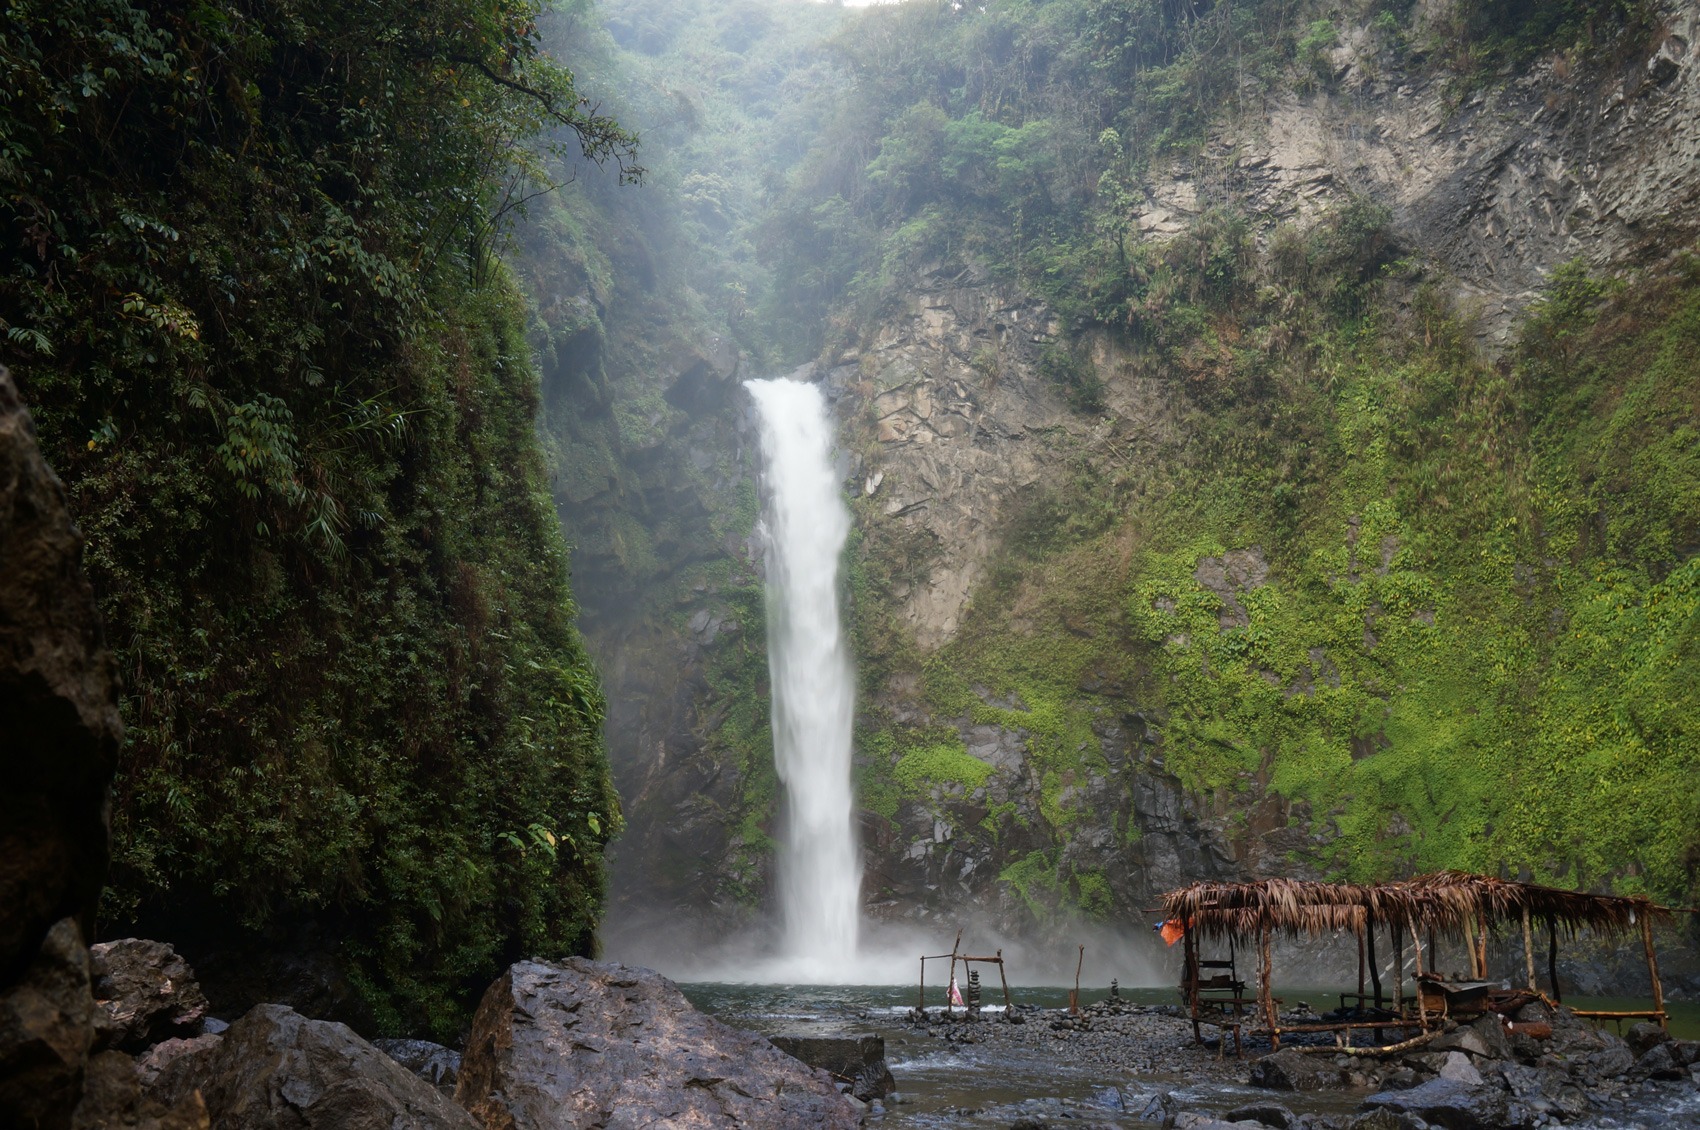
<box><xmin>0</xmin><ymin>366</ymin><xmax>124</xmax><ymax>1126</ymax></box>
<box><xmin>555</xmin><ymin>4</ymin><xmax>1700</xmax><ymax>968</ymax></box>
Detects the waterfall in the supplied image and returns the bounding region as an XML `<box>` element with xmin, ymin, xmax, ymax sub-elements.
<box><xmin>746</xmin><ymin>377</ymin><xmax>861</xmax><ymax>973</ymax></box>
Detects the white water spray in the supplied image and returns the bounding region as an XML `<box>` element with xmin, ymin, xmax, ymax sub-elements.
<box><xmin>746</xmin><ymin>377</ymin><xmax>861</xmax><ymax>974</ymax></box>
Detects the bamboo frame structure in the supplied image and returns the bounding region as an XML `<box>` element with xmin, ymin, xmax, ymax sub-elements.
<box><xmin>916</xmin><ymin>931</ymin><xmax>1013</xmax><ymax>1016</ymax></box>
<box><xmin>1160</xmin><ymin>872</ymin><xmax>1677</xmax><ymax>1044</ymax></box>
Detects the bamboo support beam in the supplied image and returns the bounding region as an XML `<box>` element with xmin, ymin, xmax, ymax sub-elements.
<box><xmin>1410</xmin><ymin>919</ymin><xmax>1427</xmax><ymax>1031</ymax></box>
<box><xmin>995</xmin><ymin>948</ymin><xmax>1012</xmax><ymax>1012</ymax></box>
<box><xmin>1548</xmin><ymin>917</ymin><xmax>1562</xmax><ymax>1004</ymax></box>
<box><xmin>1641</xmin><ymin>916</ymin><xmax>1667</xmax><ymax>1031</ymax></box>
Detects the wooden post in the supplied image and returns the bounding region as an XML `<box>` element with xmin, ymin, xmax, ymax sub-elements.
<box><xmin>1261</xmin><ymin>925</ymin><xmax>1277</xmax><ymax>1050</ymax></box>
<box><xmin>1477</xmin><ymin>911</ymin><xmax>1490</xmax><ymax>981</ymax></box>
<box><xmin>1521</xmin><ymin>907</ymin><xmax>1537</xmax><ymax>991</ymax></box>
<box><xmin>996</xmin><ymin>948</ymin><xmax>1012</xmax><ymax>1012</ymax></box>
<box><xmin>1547</xmin><ymin>917</ymin><xmax>1562</xmax><ymax>1004</ymax></box>
<box><xmin>1641</xmin><ymin>916</ymin><xmax>1667</xmax><ymax>1031</ymax></box>
<box><xmin>1070</xmin><ymin>944</ymin><xmax>1085</xmax><ymax>1016</ymax></box>
<box><xmin>946</xmin><ymin>928</ymin><xmax>962</xmax><ymax>1017</ymax></box>
<box><xmin>1366</xmin><ymin>908</ymin><xmax>1382</xmax><ymax>1010</ymax></box>
<box><xmin>918</xmin><ymin>955</ymin><xmax>925</xmax><ymax>1014</ymax></box>
<box><xmin>1185</xmin><ymin>925</ymin><xmax>1203</xmax><ymax>1043</ymax></box>
<box><xmin>1410</xmin><ymin>920</ymin><xmax>1427</xmax><ymax>1031</ymax></box>
<box><xmin>1393</xmin><ymin>924</ymin><xmax>1404</xmax><ymax>1015</ymax></box>
<box><xmin>1356</xmin><ymin>924</ymin><xmax>1366</xmax><ymax>1002</ymax></box>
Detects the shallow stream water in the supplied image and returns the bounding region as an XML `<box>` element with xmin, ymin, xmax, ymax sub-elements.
<box><xmin>681</xmin><ymin>983</ymin><xmax>1700</xmax><ymax>1128</ymax></box>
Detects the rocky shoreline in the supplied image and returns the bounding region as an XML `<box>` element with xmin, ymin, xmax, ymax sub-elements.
<box><xmin>892</xmin><ymin>994</ymin><xmax>1700</xmax><ymax>1128</ymax></box>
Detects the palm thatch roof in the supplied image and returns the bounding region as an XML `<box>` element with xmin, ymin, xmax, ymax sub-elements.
<box><xmin>1160</xmin><ymin>872</ymin><xmax>1671</xmax><ymax>944</ymax></box>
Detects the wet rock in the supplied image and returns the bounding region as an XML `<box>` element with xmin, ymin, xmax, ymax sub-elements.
<box><xmin>147</xmin><ymin>1003</ymin><xmax>476</xmax><ymax>1129</ymax></box>
<box><xmin>456</xmin><ymin>958</ymin><xmax>858</xmax><ymax>1129</ymax></box>
<box><xmin>1436</xmin><ymin>1051</ymin><xmax>1483</xmax><ymax>1085</ymax></box>
<box><xmin>90</xmin><ymin>939</ymin><xmax>209</xmax><ymax>1052</ymax></box>
<box><xmin>1582</xmin><ymin>1042</ymin><xmax>1636</xmax><ymax>1081</ymax></box>
<box><xmin>71</xmin><ymin>1049</ymin><xmax>209</xmax><ymax>1130</ymax></box>
<box><xmin>1624</xmin><ymin>1019</ymin><xmax>1669</xmax><ymax>1058</ymax></box>
<box><xmin>1223</xmin><ymin>1100</ymin><xmax>1295</xmax><ymax>1127</ymax></box>
<box><xmin>1249</xmin><ymin>1049</ymin><xmax>1350</xmax><ymax>1091</ymax></box>
<box><xmin>1345</xmin><ymin>1111</ymin><xmax>1426</xmax><ymax>1130</ymax></box>
<box><xmin>0</xmin><ymin>919</ymin><xmax>95</xmax><ymax>1130</ymax></box>
<box><xmin>372</xmin><ymin>1037</ymin><xmax>461</xmax><ymax>1094</ymax></box>
<box><xmin>1630</xmin><ymin>1041</ymin><xmax>1686</xmax><ymax>1081</ymax></box>
<box><xmin>1358</xmin><ymin>1076</ymin><xmax>1526</xmax><ymax>1130</ymax></box>
<box><xmin>768</xmin><ymin>1034</ymin><xmax>895</xmax><ymax>1101</ymax></box>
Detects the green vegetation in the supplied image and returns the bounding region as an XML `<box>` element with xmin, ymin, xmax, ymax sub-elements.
<box><xmin>1</xmin><ymin>0</ymin><xmax>630</xmax><ymax>1035</ymax></box>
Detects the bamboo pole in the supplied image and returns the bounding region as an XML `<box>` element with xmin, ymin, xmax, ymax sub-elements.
<box><xmin>1070</xmin><ymin>944</ymin><xmax>1085</xmax><ymax>1016</ymax></box>
<box><xmin>1477</xmin><ymin>911</ymin><xmax>1490</xmax><ymax>981</ymax></box>
<box><xmin>918</xmin><ymin>955</ymin><xmax>925</xmax><ymax>1014</ymax></box>
<box><xmin>1641</xmin><ymin>916</ymin><xmax>1667</xmax><ymax>1031</ymax></box>
<box><xmin>996</xmin><ymin>948</ymin><xmax>1012</xmax><ymax>1012</ymax></box>
<box><xmin>1356</xmin><ymin>925</ymin><xmax>1366</xmax><ymax>1002</ymax></box>
<box><xmin>1548</xmin><ymin>917</ymin><xmax>1562</xmax><ymax>1004</ymax></box>
<box><xmin>1521</xmin><ymin>907</ymin><xmax>1537</xmax><ymax>991</ymax></box>
<box><xmin>1366</xmin><ymin>908</ymin><xmax>1382</xmax><ymax>1010</ymax></box>
<box><xmin>1410</xmin><ymin>920</ymin><xmax>1428</xmax><ymax>1031</ymax></box>
<box><xmin>946</xmin><ymin>928</ymin><xmax>962</xmax><ymax>1017</ymax></box>
<box><xmin>1261</xmin><ymin>924</ymin><xmax>1277</xmax><ymax>1049</ymax></box>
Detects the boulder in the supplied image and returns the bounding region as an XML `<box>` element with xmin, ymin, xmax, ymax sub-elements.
<box><xmin>1222</xmin><ymin>1100</ymin><xmax>1295</xmax><ymax>1127</ymax></box>
<box><xmin>0</xmin><ymin>367</ymin><xmax>122</xmax><ymax>1130</ymax></box>
<box><xmin>767</xmin><ymin>1034</ymin><xmax>894</xmax><ymax>1101</ymax></box>
<box><xmin>1630</xmin><ymin>1041</ymin><xmax>1686</xmax><ymax>1081</ymax></box>
<box><xmin>455</xmin><ymin>958</ymin><xmax>859</xmax><ymax>1129</ymax></box>
<box><xmin>1581</xmin><ymin>1042</ymin><xmax>1636</xmax><ymax>1080</ymax></box>
<box><xmin>90</xmin><ymin>939</ymin><xmax>209</xmax><ymax>1052</ymax></box>
<box><xmin>0</xmin><ymin>365</ymin><xmax>123</xmax><ymax>982</ymax></box>
<box><xmin>1248</xmin><ymin>1049</ymin><xmax>1350</xmax><ymax>1091</ymax></box>
<box><xmin>372</xmin><ymin>1038</ymin><xmax>462</xmax><ymax>1094</ymax></box>
<box><xmin>147</xmin><ymin>1003</ymin><xmax>477</xmax><ymax>1129</ymax></box>
<box><xmin>70</xmin><ymin>1049</ymin><xmax>209</xmax><ymax>1130</ymax></box>
<box><xmin>1359</xmin><ymin>1077</ymin><xmax>1529</xmax><ymax>1130</ymax></box>
<box><xmin>1436</xmin><ymin>1051</ymin><xmax>1483</xmax><ymax>1085</ymax></box>
<box><xmin>0</xmin><ymin>919</ymin><xmax>96</xmax><ymax>1130</ymax></box>
<box><xmin>1624</xmin><ymin>1020</ymin><xmax>1669</xmax><ymax>1058</ymax></box>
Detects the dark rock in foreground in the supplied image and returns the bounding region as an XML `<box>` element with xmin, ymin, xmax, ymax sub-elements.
<box><xmin>0</xmin><ymin>919</ymin><xmax>96</xmax><ymax>1130</ymax></box>
<box><xmin>0</xmin><ymin>366</ymin><xmax>124</xmax><ymax>1130</ymax></box>
<box><xmin>1249</xmin><ymin>1049</ymin><xmax>1349</xmax><ymax>1092</ymax></box>
<box><xmin>456</xmin><ymin>958</ymin><xmax>859</xmax><ymax>1129</ymax></box>
<box><xmin>90</xmin><ymin>939</ymin><xmax>210</xmax><ymax>1052</ymax></box>
<box><xmin>148</xmin><ymin>1003</ymin><xmax>477</xmax><ymax>1129</ymax></box>
<box><xmin>768</xmin><ymin>1033</ymin><xmax>894</xmax><ymax>1101</ymax></box>
<box><xmin>1359</xmin><ymin>1076</ymin><xmax>1527</xmax><ymax>1129</ymax></box>
<box><xmin>0</xmin><ymin>366</ymin><xmax>123</xmax><ymax>982</ymax></box>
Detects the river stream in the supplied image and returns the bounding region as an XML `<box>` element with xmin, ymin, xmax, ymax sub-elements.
<box><xmin>681</xmin><ymin>983</ymin><xmax>1700</xmax><ymax>1128</ymax></box>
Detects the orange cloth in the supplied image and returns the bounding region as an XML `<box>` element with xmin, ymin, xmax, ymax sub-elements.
<box><xmin>1159</xmin><ymin>919</ymin><xmax>1186</xmax><ymax>946</ymax></box>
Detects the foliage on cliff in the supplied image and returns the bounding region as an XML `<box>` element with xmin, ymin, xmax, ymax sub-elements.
<box><xmin>771</xmin><ymin>0</ymin><xmax>1697</xmax><ymax>919</ymax></box>
<box><xmin>759</xmin><ymin>0</ymin><xmax>1649</xmax><ymax>357</ymax></box>
<box><xmin>0</xmin><ymin>0</ymin><xmax>628</xmax><ymax>1035</ymax></box>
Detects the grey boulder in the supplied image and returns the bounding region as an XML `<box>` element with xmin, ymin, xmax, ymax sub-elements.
<box><xmin>1249</xmin><ymin>1049</ymin><xmax>1350</xmax><ymax>1091</ymax></box>
<box><xmin>1359</xmin><ymin>1076</ymin><xmax>1531</xmax><ymax>1130</ymax></box>
<box><xmin>148</xmin><ymin>1003</ymin><xmax>476</xmax><ymax>1129</ymax></box>
<box><xmin>456</xmin><ymin>958</ymin><xmax>859</xmax><ymax>1129</ymax></box>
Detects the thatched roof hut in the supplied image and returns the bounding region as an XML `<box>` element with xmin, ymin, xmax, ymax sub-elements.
<box><xmin>1159</xmin><ymin>872</ymin><xmax>1670</xmax><ymax>944</ymax></box>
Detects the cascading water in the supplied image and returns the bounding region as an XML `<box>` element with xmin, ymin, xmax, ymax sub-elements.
<box><xmin>746</xmin><ymin>377</ymin><xmax>861</xmax><ymax>974</ymax></box>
